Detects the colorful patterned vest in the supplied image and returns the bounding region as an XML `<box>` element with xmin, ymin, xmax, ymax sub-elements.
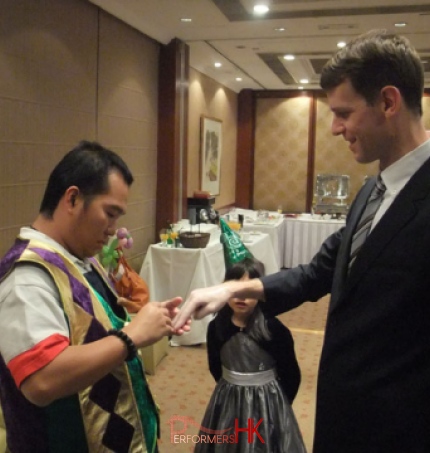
<box><xmin>0</xmin><ymin>237</ymin><xmax>158</xmax><ymax>452</ymax></box>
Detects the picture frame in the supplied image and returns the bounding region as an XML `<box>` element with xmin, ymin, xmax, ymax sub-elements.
<box><xmin>200</xmin><ymin>116</ymin><xmax>222</xmax><ymax>195</ymax></box>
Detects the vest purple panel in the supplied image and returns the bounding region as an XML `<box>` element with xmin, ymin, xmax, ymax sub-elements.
<box><xmin>0</xmin><ymin>239</ymin><xmax>48</xmax><ymax>452</ymax></box>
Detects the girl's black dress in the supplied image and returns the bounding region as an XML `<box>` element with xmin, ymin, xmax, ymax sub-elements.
<box><xmin>194</xmin><ymin>318</ymin><xmax>306</xmax><ymax>453</ymax></box>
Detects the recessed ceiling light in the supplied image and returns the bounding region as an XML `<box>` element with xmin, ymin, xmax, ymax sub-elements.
<box><xmin>283</xmin><ymin>54</ymin><xmax>295</xmax><ymax>61</ymax></box>
<box><xmin>395</xmin><ymin>22</ymin><xmax>407</xmax><ymax>27</ymax></box>
<box><xmin>300</xmin><ymin>79</ymin><xmax>309</xmax><ymax>84</ymax></box>
<box><xmin>214</xmin><ymin>62</ymin><xmax>222</xmax><ymax>68</ymax></box>
<box><xmin>180</xmin><ymin>18</ymin><xmax>192</xmax><ymax>22</ymax></box>
<box><xmin>274</xmin><ymin>27</ymin><xmax>285</xmax><ymax>32</ymax></box>
<box><xmin>236</xmin><ymin>77</ymin><xmax>243</xmax><ymax>82</ymax></box>
<box><xmin>253</xmin><ymin>4</ymin><xmax>269</xmax><ymax>14</ymax></box>
<box><xmin>337</xmin><ymin>41</ymin><xmax>346</xmax><ymax>48</ymax></box>
<box><xmin>298</xmin><ymin>86</ymin><xmax>304</xmax><ymax>90</ymax></box>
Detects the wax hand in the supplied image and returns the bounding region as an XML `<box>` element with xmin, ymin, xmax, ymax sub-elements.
<box><xmin>172</xmin><ymin>284</ymin><xmax>232</xmax><ymax>331</ymax></box>
<box><xmin>123</xmin><ymin>297</ymin><xmax>183</xmax><ymax>347</ymax></box>
<box><xmin>163</xmin><ymin>298</ymin><xmax>191</xmax><ymax>335</ymax></box>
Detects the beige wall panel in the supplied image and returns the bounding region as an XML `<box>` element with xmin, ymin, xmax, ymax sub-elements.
<box><xmin>1</xmin><ymin>184</ymin><xmax>43</xmax><ymax>226</ymax></box>
<box><xmin>0</xmin><ymin>0</ymin><xmax>97</xmax><ymax>112</ymax></box>
<box><xmin>314</xmin><ymin>98</ymin><xmax>378</xmax><ymax>203</ymax></box>
<box><xmin>97</xmin><ymin>23</ymin><xmax>158</xmax><ymax>96</ymax></box>
<box><xmin>0</xmin><ymin>56</ymin><xmax>95</xmax><ymax>112</ymax></box>
<box><xmin>125</xmin><ymin>199</ymin><xmax>156</xmax><ymax>231</ymax></box>
<box><xmin>98</xmin><ymin>82</ymin><xmax>158</xmax><ymax>122</ymax></box>
<box><xmin>128</xmin><ymin>175</ymin><xmax>156</xmax><ymax>210</ymax></box>
<box><xmin>0</xmin><ymin>228</ymin><xmax>23</xmax><ymax>257</ymax></box>
<box><xmin>0</xmin><ymin>98</ymin><xmax>94</xmax><ymax>145</ymax></box>
<box><xmin>254</xmin><ymin>97</ymin><xmax>310</xmax><ymax>213</ymax></box>
<box><xmin>97</xmin><ymin>12</ymin><xmax>159</xmax><ymax>269</ymax></box>
<box><xmin>0</xmin><ymin>0</ymin><xmax>98</xmax><ymax>258</ymax></box>
<box><xmin>0</xmin><ymin>143</ymin><xmax>60</xmax><ymax>185</ymax></box>
<box><xmin>118</xmin><ymin>146</ymin><xmax>157</xmax><ymax>178</ymax></box>
<box><xmin>188</xmin><ymin>69</ymin><xmax>238</xmax><ymax>209</ymax></box>
<box><xmin>97</xmin><ymin>116</ymin><xmax>158</xmax><ymax>149</ymax></box>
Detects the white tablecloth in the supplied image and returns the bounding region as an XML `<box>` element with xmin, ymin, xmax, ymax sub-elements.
<box><xmin>283</xmin><ymin>217</ymin><xmax>345</xmax><ymax>268</ymax></box>
<box><xmin>242</xmin><ymin>216</ymin><xmax>285</xmax><ymax>269</ymax></box>
<box><xmin>242</xmin><ymin>232</ymin><xmax>279</xmax><ymax>276</ymax></box>
<box><xmin>140</xmin><ymin>230</ymin><xmax>278</xmax><ymax>345</ymax></box>
<box><xmin>225</xmin><ymin>209</ymin><xmax>284</xmax><ymax>269</ymax></box>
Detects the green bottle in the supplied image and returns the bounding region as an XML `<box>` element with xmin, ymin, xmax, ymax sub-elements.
<box><xmin>167</xmin><ymin>229</ymin><xmax>174</xmax><ymax>246</ymax></box>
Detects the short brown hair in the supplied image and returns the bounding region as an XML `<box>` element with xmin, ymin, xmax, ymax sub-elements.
<box><xmin>320</xmin><ymin>30</ymin><xmax>424</xmax><ymax>116</ymax></box>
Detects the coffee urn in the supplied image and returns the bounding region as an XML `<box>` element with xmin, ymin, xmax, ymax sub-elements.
<box><xmin>187</xmin><ymin>196</ymin><xmax>219</xmax><ymax>224</ymax></box>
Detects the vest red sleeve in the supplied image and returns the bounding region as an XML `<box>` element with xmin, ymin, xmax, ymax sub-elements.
<box><xmin>8</xmin><ymin>333</ymin><xmax>70</xmax><ymax>387</ymax></box>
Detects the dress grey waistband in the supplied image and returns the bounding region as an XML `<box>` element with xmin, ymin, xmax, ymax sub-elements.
<box><xmin>222</xmin><ymin>367</ymin><xmax>277</xmax><ymax>386</ymax></box>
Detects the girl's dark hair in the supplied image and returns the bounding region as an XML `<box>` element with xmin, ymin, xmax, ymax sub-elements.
<box><xmin>215</xmin><ymin>257</ymin><xmax>271</xmax><ymax>343</ymax></box>
<box><xmin>39</xmin><ymin>140</ymin><xmax>134</xmax><ymax>218</ymax></box>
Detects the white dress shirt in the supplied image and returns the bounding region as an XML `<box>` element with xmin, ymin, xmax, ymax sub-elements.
<box><xmin>372</xmin><ymin>138</ymin><xmax>430</xmax><ymax>230</ymax></box>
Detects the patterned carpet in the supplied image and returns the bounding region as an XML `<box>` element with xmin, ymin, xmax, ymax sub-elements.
<box><xmin>147</xmin><ymin>295</ymin><xmax>329</xmax><ymax>453</ymax></box>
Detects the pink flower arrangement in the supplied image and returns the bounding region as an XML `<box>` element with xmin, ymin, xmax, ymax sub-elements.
<box><xmin>116</xmin><ymin>227</ymin><xmax>134</xmax><ymax>249</ymax></box>
<box><xmin>100</xmin><ymin>227</ymin><xmax>133</xmax><ymax>269</ymax></box>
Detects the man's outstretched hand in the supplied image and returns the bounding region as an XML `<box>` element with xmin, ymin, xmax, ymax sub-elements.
<box><xmin>172</xmin><ymin>284</ymin><xmax>233</xmax><ymax>332</ymax></box>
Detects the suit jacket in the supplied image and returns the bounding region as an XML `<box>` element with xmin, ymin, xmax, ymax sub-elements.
<box><xmin>262</xmin><ymin>154</ymin><xmax>430</xmax><ymax>453</ymax></box>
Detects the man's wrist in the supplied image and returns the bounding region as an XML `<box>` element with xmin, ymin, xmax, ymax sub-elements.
<box><xmin>107</xmin><ymin>329</ymin><xmax>137</xmax><ymax>361</ymax></box>
<box><xmin>227</xmin><ymin>278</ymin><xmax>264</xmax><ymax>301</ymax></box>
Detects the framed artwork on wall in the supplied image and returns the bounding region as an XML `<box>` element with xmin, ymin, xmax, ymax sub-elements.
<box><xmin>200</xmin><ymin>116</ymin><xmax>222</xmax><ymax>195</ymax></box>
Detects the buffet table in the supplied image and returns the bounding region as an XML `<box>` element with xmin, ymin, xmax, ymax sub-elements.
<box><xmin>140</xmin><ymin>230</ymin><xmax>278</xmax><ymax>346</ymax></box>
<box><xmin>283</xmin><ymin>216</ymin><xmax>345</xmax><ymax>268</ymax></box>
<box><xmin>226</xmin><ymin>208</ymin><xmax>285</xmax><ymax>269</ymax></box>
<box><xmin>242</xmin><ymin>216</ymin><xmax>285</xmax><ymax>269</ymax></box>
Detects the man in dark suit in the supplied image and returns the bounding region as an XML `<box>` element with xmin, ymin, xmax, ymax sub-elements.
<box><xmin>174</xmin><ymin>30</ymin><xmax>430</xmax><ymax>453</ymax></box>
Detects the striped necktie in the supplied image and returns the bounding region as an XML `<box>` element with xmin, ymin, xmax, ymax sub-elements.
<box><xmin>349</xmin><ymin>174</ymin><xmax>386</xmax><ymax>268</ymax></box>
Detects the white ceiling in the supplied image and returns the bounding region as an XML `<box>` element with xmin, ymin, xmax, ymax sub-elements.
<box><xmin>88</xmin><ymin>0</ymin><xmax>430</xmax><ymax>93</ymax></box>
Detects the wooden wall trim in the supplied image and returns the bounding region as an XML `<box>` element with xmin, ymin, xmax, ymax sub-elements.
<box><xmin>306</xmin><ymin>93</ymin><xmax>317</xmax><ymax>212</ymax></box>
<box><xmin>178</xmin><ymin>41</ymin><xmax>189</xmax><ymax>220</ymax></box>
<box><xmin>156</xmin><ymin>39</ymin><xmax>189</xmax><ymax>238</ymax></box>
<box><xmin>235</xmin><ymin>89</ymin><xmax>255</xmax><ymax>208</ymax></box>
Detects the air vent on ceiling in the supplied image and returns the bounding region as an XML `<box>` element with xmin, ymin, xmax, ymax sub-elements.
<box><xmin>318</xmin><ymin>24</ymin><xmax>357</xmax><ymax>31</ymax></box>
<box><xmin>310</xmin><ymin>58</ymin><xmax>331</xmax><ymax>75</ymax></box>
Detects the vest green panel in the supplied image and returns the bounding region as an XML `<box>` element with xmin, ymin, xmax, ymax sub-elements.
<box><xmin>45</xmin><ymin>395</ymin><xmax>88</xmax><ymax>453</ymax></box>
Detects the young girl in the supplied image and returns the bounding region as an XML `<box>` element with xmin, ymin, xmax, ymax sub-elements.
<box><xmin>195</xmin><ymin>258</ymin><xmax>306</xmax><ymax>453</ymax></box>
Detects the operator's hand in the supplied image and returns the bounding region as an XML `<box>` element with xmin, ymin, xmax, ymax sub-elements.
<box><xmin>172</xmin><ymin>284</ymin><xmax>232</xmax><ymax>331</ymax></box>
<box><xmin>123</xmin><ymin>297</ymin><xmax>183</xmax><ymax>348</ymax></box>
<box><xmin>163</xmin><ymin>297</ymin><xmax>191</xmax><ymax>335</ymax></box>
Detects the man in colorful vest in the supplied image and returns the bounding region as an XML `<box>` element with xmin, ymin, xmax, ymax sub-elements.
<box><xmin>0</xmin><ymin>141</ymin><xmax>186</xmax><ymax>452</ymax></box>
